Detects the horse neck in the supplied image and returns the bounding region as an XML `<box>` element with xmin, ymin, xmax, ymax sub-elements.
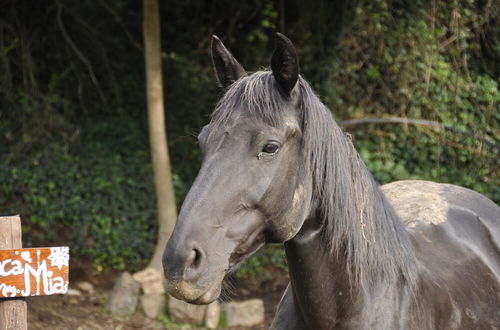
<box><xmin>284</xmin><ymin>217</ymin><xmax>358</xmax><ymax>328</ymax></box>
<box><xmin>284</xmin><ymin>200</ymin><xmax>415</xmax><ymax>329</ymax></box>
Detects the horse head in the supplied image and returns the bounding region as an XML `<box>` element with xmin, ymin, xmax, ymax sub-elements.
<box><xmin>162</xmin><ymin>34</ymin><xmax>312</xmax><ymax>304</ymax></box>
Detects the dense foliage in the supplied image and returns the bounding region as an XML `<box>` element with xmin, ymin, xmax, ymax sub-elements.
<box><xmin>1</xmin><ymin>0</ymin><xmax>498</xmax><ymax>271</ymax></box>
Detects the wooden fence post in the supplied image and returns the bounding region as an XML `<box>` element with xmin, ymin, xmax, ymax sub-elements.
<box><xmin>0</xmin><ymin>215</ymin><xmax>27</xmax><ymax>330</ymax></box>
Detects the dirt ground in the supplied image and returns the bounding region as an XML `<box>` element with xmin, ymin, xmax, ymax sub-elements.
<box><xmin>26</xmin><ymin>261</ymin><xmax>289</xmax><ymax>330</ymax></box>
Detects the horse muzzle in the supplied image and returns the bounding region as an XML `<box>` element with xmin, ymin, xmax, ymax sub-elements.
<box><xmin>162</xmin><ymin>238</ymin><xmax>225</xmax><ymax>304</ymax></box>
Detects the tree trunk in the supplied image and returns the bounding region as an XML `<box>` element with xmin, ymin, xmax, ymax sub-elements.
<box><xmin>143</xmin><ymin>0</ymin><xmax>177</xmax><ymax>272</ymax></box>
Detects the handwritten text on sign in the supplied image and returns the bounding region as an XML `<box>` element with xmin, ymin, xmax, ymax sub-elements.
<box><xmin>0</xmin><ymin>247</ymin><xmax>69</xmax><ymax>297</ymax></box>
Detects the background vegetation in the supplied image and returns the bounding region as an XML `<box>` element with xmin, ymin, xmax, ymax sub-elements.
<box><xmin>1</xmin><ymin>0</ymin><xmax>498</xmax><ymax>273</ymax></box>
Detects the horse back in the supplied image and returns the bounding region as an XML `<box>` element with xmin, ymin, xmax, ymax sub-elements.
<box><xmin>382</xmin><ymin>180</ymin><xmax>500</xmax><ymax>329</ymax></box>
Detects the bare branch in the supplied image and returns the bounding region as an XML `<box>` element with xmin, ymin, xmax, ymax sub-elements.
<box><xmin>98</xmin><ymin>0</ymin><xmax>143</xmax><ymax>52</ymax></box>
<box><xmin>56</xmin><ymin>1</ymin><xmax>106</xmax><ymax>104</ymax></box>
<box><xmin>340</xmin><ymin>117</ymin><xmax>499</xmax><ymax>150</ymax></box>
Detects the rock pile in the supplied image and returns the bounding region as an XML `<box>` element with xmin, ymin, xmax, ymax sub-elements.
<box><xmin>105</xmin><ymin>271</ymin><xmax>266</xmax><ymax>328</ymax></box>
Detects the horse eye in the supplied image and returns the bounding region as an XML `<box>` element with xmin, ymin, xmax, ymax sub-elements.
<box><xmin>262</xmin><ymin>143</ymin><xmax>279</xmax><ymax>154</ymax></box>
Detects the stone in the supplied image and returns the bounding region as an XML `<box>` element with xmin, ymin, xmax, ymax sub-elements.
<box><xmin>141</xmin><ymin>279</ymin><xmax>165</xmax><ymax>295</ymax></box>
<box><xmin>108</xmin><ymin>272</ymin><xmax>140</xmax><ymax>317</ymax></box>
<box><xmin>133</xmin><ymin>267</ymin><xmax>162</xmax><ymax>283</ymax></box>
<box><xmin>204</xmin><ymin>301</ymin><xmax>220</xmax><ymax>329</ymax></box>
<box><xmin>223</xmin><ymin>299</ymin><xmax>265</xmax><ymax>327</ymax></box>
<box><xmin>133</xmin><ymin>267</ymin><xmax>165</xmax><ymax>294</ymax></box>
<box><xmin>140</xmin><ymin>293</ymin><xmax>166</xmax><ymax>319</ymax></box>
<box><xmin>66</xmin><ymin>288</ymin><xmax>82</xmax><ymax>296</ymax></box>
<box><xmin>76</xmin><ymin>281</ymin><xmax>95</xmax><ymax>294</ymax></box>
<box><xmin>168</xmin><ymin>295</ymin><xmax>207</xmax><ymax>325</ymax></box>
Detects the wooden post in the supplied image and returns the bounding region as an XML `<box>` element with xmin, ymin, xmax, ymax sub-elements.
<box><xmin>0</xmin><ymin>216</ymin><xmax>27</xmax><ymax>330</ymax></box>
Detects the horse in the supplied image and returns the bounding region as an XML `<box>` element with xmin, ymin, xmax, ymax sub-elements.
<box><xmin>162</xmin><ymin>33</ymin><xmax>500</xmax><ymax>329</ymax></box>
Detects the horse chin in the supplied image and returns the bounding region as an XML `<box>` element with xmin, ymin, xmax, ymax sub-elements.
<box><xmin>187</xmin><ymin>281</ymin><xmax>222</xmax><ymax>305</ymax></box>
<box><xmin>166</xmin><ymin>272</ymin><xmax>225</xmax><ymax>305</ymax></box>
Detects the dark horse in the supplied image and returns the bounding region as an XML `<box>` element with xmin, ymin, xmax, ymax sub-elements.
<box><xmin>163</xmin><ymin>34</ymin><xmax>500</xmax><ymax>329</ymax></box>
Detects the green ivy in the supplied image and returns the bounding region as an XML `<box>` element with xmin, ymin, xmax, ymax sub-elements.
<box><xmin>317</xmin><ymin>0</ymin><xmax>499</xmax><ymax>203</ymax></box>
<box><xmin>1</xmin><ymin>117</ymin><xmax>162</xmax><ymax>271</ymax></box>
<box><xmin>235</xmin><ymin>245</ymin><xmax>288</xmax><ymax>281</ymax></box>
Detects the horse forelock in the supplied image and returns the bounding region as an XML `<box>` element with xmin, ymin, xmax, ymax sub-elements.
<box><xmin>209</xmin><ymin>70</ymin><xmax>418</xmax><ymax>294</ymax></box>
<box><xmin>207</xmin><ymin>72</ymin><xmax>287</xmax><ymax>140</ymax></box>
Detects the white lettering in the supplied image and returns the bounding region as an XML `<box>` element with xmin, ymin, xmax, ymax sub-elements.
<box><xmin>50</xmin><ymin>276</ymin><xmax>66</xmax><ymax>294</ymax></box>
<box><xmin>11</xmin><ymin>260</ymin><xmax>23</xmax><ymax>275</ymax></box>
<box><xmin>0</xmin><ymin>283</ymin><xmax>17</xmax><ymax>297</ymax></box>
<box><xmin>22</xmin><ymin>261</ymin><xmax>46</xmax><ymax>296</ymax></box>
<box><xmin>0</xmin><ymin>259</ymin><xmax>12</xmax><ymax>276</ymax></box>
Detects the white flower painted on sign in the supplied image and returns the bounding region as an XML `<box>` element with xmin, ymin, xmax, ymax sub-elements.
<box><xmin>47</xmin><ymin>247</ymin><xmax>69</xmax><ymax>270</ymax></box>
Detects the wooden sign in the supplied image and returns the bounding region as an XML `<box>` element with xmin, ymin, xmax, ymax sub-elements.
<box><xmin>0</xmin><ymin>247</ymin><xmax>69</xmax><ymax>298</ymax></box>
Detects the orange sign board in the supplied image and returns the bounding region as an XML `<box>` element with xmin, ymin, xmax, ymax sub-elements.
<box><xmin>0</xmin><ymin>247</ymin><xmax>69</xmax><ymax>298</ymax></box>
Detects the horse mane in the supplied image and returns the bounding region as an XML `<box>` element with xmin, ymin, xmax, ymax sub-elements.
<box><xmin>210</xmin><ymin>71</ymin><xmax>418</xmax><ymax>292</ymax></box>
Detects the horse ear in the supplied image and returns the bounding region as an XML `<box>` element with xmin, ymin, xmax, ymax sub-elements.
<box><xmin>211</xmin><ymin>35</ymin><xmax>247</xmax><ymax>88</ymax></box>
<box><xmin>271</xmin><ymin>33</ymin><xmax>299</xmax><ymax>96</ymax></box>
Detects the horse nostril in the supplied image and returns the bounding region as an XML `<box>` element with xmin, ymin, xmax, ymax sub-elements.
<box><xmin>193</xmin><ymin>248</ymin><xmax>202</xmax><ymax>268</ymax></box>
<box><xmin>186</xmin><ymin>247</ymin><xmax>203</xmax><ymax>272</ymax></box>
